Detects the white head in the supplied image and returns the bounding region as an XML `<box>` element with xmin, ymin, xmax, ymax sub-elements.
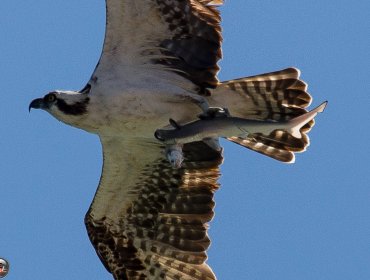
<box><xmin>29</xmin><ymin>90</ymin><xmax>90</xmax><ymax>127</ymax></box>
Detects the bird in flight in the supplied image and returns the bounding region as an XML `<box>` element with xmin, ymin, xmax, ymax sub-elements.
<box><xmin>30</xmin><ymin>0</ymin><xmax>326</xmax><ymax>279</ymax></box>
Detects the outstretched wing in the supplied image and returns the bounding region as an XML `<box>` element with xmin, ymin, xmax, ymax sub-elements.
<box><xmin>90</xmin><ymin>0</ymin><xmax>223</xmax><ymax>89</ymax></box>
<box><xmin>85</xmin><ymin>137</ymin><xmax>223</xmax><ymax>279</ymax></box>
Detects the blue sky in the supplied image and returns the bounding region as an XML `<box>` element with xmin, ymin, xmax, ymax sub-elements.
<box><xmin>1</xmin><ymin>1</ymin><xmax>369</xmax><ymax>279</ymax></box>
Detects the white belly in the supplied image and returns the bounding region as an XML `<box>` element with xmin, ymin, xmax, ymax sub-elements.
<box><xmin>83</xmin><ymin>85</ymin><xmax>204</xmax><ymax>139</ymax></box>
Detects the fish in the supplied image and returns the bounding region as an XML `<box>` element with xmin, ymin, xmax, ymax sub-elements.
<box><xmin>155</xmin><ymin>101</ymin><xmax>327</xmax><ymax>145</ymax></box>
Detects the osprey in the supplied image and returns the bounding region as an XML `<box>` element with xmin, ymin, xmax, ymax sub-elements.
<box><xmin>30</xmin><ymin>1</ymin><xmax>326</xmax><ymax>279</ymax></box>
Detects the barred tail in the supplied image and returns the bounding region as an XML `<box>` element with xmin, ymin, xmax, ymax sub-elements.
<box><xmin>210</xmin><ymin>68</ymin><xmax>325</xmax><ymax>163</ymax></box>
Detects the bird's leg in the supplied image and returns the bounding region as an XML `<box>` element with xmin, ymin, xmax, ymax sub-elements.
<box><xmin>165</xmin><ymin>144</ymin><xmax>184</xmax><ymax>169</ymax></box>
<box><xmin>198</xmin><ymin>107</ymin><xmax>230</xmax><ymax>119</ymax></box>
<box><xmin>181</xmin><ymin>93</ymin><xmax>229</xmax><ymax>119</ymax></box>
<box><xmin>180</xmin><ymin>93</ymin><xmax>210</xmax><ymax>113</ymax></box>
<box><xmin>158</xmin><ymin>94</ymin><xmax>230</xmax><ymax>167</ymax></box>
<box><xmin>195</xmin><ymin>107</ymin><xmax>228</xmax><ymax>152</ymax></box>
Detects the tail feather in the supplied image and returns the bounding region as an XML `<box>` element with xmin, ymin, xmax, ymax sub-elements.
<box><xmin>211</xmin><ymin>68</ymin><xmax>326</xmax><ymax>162</ymax></box>
<box><xmin>228</xmin><ymin>128</ymin><xmax>310</xmax><ymax>163</ymax></box>
<box><xmin>221</xmin><ymin>68</ymin><xmax>312</xmax><ymax>121</ymax></box>
<box><xmin>228</xmin><ymin>136</ymin><xmax>296</xmax><ymax>163</ymax></box>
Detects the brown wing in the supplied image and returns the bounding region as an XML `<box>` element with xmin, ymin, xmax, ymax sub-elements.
<box><xmin>85</xmin><ymin>137</ymin><xmax>223</xmax><ymax>279</ymax></box>
<box><xmin>91</xmin><ymin>0</ymin><xmax>224</xmax><ymax>89</ymax></box>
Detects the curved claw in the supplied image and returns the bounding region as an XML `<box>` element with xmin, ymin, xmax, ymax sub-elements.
<box><xmin>198</xmin><ymin>107</ymin><xmax>230</xmax><ymax>120</ymax></box>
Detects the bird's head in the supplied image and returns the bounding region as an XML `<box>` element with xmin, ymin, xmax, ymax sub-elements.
<box><xmin>29</xmin><ymin>90</ymin><xmax>90</xmax><ymax>126</ymax></box>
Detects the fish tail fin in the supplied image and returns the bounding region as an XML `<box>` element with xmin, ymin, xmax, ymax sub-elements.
<box><xmin>288</xmin><ymin>101</ymin><xmax>327</xmax><ymax>139</ymax></box>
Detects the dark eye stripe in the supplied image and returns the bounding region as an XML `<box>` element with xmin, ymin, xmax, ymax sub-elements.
<box><xmin>56</xmin><ymin>97</ymin><xmax>90</xmax><ymax>115</ymax></box>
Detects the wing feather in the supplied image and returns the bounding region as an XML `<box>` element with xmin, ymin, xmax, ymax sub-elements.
<box><xmin>85</xmin><ymin>137</ymin><xmax>222</xmax><ymax>279</ymax></box>
<box><xmin>92</xmin><ymin>0</ymin><xmax>224</xmax><ymax>89</ymax></box>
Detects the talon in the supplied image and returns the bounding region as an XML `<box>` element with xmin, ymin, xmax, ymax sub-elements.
<box><xmin>165</xmin><ymin>144</ymin><xmax>184</xmax><ymax>168</ymax></box>
<box><xmin>198</xmin><ymin>107</ymin><xmax>230</xmax><ymax>120</ymax></box>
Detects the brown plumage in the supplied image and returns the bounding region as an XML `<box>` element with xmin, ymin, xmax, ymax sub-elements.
<box><xmin>85</xmin><ymin>141</ymin><xmax>222</xmax><ymax>279</ymax></box>
<box><xmin>154</xmin><ymin>0</ymin><xmax>222</xmax><ymax>88</ymax></box>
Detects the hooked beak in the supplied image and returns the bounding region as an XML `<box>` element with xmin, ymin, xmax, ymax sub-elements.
<box><xmin>29</xmin><ymin>98</ymin><xmax>45</xmax><ymax>112</ymax></box>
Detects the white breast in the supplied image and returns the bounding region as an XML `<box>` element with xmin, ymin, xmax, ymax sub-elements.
<box><xmin>85</xmin><ymin>69</ymin><xmax>204</xmax><ymax>139</ymax></box>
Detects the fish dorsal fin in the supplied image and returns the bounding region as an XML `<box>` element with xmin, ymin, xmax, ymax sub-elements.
<box><xmin>169</xmin><ymin>119</ymin><xmax>181</xmax><ymax>129</ymax></box>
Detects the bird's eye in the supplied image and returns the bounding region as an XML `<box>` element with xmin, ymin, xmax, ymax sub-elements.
<box><xmin>44</xmin><ymin>93</ymin><xmax>57</xmax><ymax>103</ymax></box>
